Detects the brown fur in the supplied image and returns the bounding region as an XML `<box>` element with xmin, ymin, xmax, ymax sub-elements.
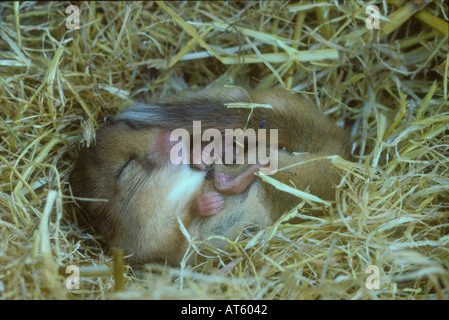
<box><xmin>69</xmin><ymin>88</ymin><xmax>351</xmax><ymax>265</ymax></box>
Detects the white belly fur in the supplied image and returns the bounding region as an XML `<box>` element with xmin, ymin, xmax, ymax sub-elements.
<box><xmin>167</xmin><ymin>166</ymin><xmax>205</xmax><ymax>204</ymax></box>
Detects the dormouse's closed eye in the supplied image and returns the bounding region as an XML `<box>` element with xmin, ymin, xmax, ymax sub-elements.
<box><xmin>117</xmin><ymin>156</ymin><xmax>136</xmax><ymax>179</ymax></box>
<box><xmin>117</xmin><ymin>154</ymin><xmax>157</xmax><ymax>179</ymax></box>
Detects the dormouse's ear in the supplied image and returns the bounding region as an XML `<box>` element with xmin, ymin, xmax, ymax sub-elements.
<box><xmin>104</xmin><ymin>115</ymin><xmax>115</xmax><ymax>125</ymax></box>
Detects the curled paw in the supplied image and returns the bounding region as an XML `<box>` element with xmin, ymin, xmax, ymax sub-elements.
<box><xmin>196</xmin><ymin>191</ymin><xmax>224</xmax><ymax>216</ymax></box>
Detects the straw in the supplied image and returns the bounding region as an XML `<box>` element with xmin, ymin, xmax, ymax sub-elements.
<box><xmin>0</xmin><ymin>0</ymin><xmax>448</xmax><ymax>300</ymax></box>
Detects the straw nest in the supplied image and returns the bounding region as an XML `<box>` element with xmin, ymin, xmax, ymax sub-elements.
<box><xmin>1</xmin><ymin>0</ymin><xmax>448</xmax><ymax>300</ymax></box>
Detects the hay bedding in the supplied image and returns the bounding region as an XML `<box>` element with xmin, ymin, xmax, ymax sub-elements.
<box><xmin>0</xmin><ymin>0</ymin><xmax>448</xmax><ymax>300</ymax></box>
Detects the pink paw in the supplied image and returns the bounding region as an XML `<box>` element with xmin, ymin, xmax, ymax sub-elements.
<box><xmin>196</xmin><ymin>191</ymin><xmax>224</xmax><ymax>216</ymax></box>
<box><xmin>214</xmin><ymin>164</ymin><xmax>261</xmax><ymax>194</ymax></box>
<box><xmin>214</xmin><ymin>172</ymin><xmax>234</xmax><ymax>191</ymax></box>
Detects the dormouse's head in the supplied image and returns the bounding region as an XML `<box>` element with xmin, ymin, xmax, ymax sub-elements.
<box><xmin>69</xmin><ymin>121</ymin><xmax>205</xmax><ymax>264</ymax></box>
